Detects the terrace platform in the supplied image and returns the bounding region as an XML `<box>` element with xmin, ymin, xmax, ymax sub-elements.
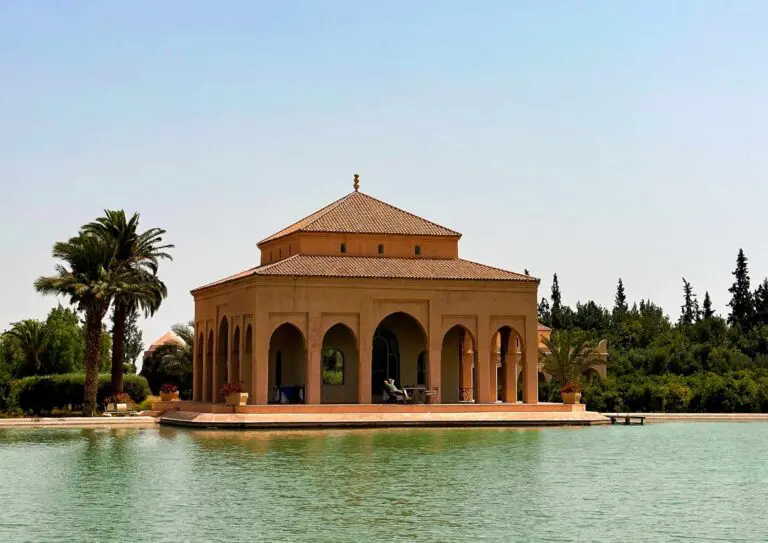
<box><xmin>154</xmin><ymin>401</ymin><xmax>609</xmax><ymax>429</ymax></box>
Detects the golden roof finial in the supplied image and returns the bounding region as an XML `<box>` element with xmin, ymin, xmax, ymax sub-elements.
<box><xmin>353</xmin><ymin>173</ymin><xmax>360</xmax><ymax>192</ymax></box>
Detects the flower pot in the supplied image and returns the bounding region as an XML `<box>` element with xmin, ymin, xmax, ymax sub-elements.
<box><xmin>160</xmin><ymin>391</ymin><xmax>179</xmax><ymax>402</ymax></box>
<box><xmin>226</xmin><ymin>392</ymin><xmax>249</xmax><ymax>406</ymax></box>
<box><xmin>561</xmin><ymin>391</ymin><xmax>582</xmax><ymax>404</ymax></box>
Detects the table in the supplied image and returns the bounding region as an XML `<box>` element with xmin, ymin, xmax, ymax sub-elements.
<box><xmin>404</xmin><ymin>387</ymin><xmax>427</xmax><ymax>404</ymax></box>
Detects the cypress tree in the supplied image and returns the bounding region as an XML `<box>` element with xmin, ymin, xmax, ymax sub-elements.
<box><xmin>551</xmin><ymin>274</ymin><xmax>562</xmax><ymax>313</ymax></box>
<box><xmin>537</xmin><ymin>297</ymin><xmax>551</xmax><ymax>327</ymax></box>
<box><xmin>702</xmin><ymin>291</ymin><xmax>714</xmax><ymax>319</ymax></box>
<box><xmin>754</xmin><ymin>278</ymin><xmax>768</xmax><ymax>326</ymax></box>
<box><xmin>727</xmin><ymin>248</ymin><xmax>754</xmax><ymax>331</ymax></box>
<box><xmin>613</xmin><ymin>278</ymin><xmax>628</xmax><ymax>316</ymax></box>
<box><xmin>679</xmin><ymin>278</ymin><xmax>699</xmax><ymax>325</ymax></box>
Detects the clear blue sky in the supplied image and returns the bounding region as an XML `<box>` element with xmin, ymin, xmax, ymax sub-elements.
<box><xmin>2</xmin><ymin>1</ymin><xmax>767</xmax><ymax>359</ymax></box>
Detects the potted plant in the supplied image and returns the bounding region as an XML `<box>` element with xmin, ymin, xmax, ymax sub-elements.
<box><xmin>105</xmin><ymin>392</ymin><xmax>133</xmax><ymax>413</ymax></box>
<box><xmin>221</xmin><ymin>382</ymin><xmax>248</xmax><ymax>406</ymax></box>
<box><xmin>559</xmin><ymin>381</ymin><xmax>582</xmax><ymax>405</ymax></box>
<box><xmin>539</xmin><ymin>330</ymin><xmax>601</xmax><ymax>405</ymax></box>
<box><xmin>160</xmin><ymin>383</ymin><xmax>180</xmax><ymax>402</ymax></box>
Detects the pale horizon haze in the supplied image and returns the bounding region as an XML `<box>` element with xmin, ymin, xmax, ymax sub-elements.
<box><xmin>1</xmin><ymin>1</ymin><xmax>767</xmax><ymax>364</ymax></box>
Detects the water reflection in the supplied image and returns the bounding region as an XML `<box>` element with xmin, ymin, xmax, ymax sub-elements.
<box><xmin>2</xmin><ymin>424</ymin><xmax>766</xmax><ymax>542</ymax></box>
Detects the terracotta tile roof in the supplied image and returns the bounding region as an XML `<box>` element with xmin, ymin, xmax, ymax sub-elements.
<box><xmin>537</xmin><ymin>323</ymin><xmax>551</xmax><ymax>331</ymax></box>
<box><xmin>194</xmin><ymin>255</ymin><xmax>536</xmax><ymax>291</ymax></box>
<box><xmin>258</xmin><ymin>191</ymin><xmax>460</xmax><ymax>245</ymax></box>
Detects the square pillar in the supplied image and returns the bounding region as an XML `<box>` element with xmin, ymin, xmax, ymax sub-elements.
<box><xmin>358</xmin><ymin>343</ymin><xmax>372</xmax><ymax>404</ymax></box>
<box><xmin>427</xmin><ymin>347</ymin><xmax>441</xmax><ymax>404</ymax></box>
<box><xmin>475</xmin><ymin>348</ymin><xmax>492</xmax><ymax>403</ymax></box>
<box><xmin>523</xmin><ymin>319</ymin><xmax>539</xmax><ymax>404</ymax></box>
<box><xmin>490</xmin><ymin>348</ymin><xmax>500</xmax><ymax>402</ymax></box>
<box><xmin>253</xmin><ymin>334</ymin><xmax>269</xmax><ymax>405</ymax></box>
<box><xmin>192</xmin><ymin>322</ymin><xmax>200</xmax><ymax>401</ymax></box>
<box><xmin>306</xmin><ymin>314</ymin><xmax>322</xmax><ymax>405</ymax></box>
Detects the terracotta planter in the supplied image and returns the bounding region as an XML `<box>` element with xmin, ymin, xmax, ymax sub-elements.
<box><xmin>160</xmin><ymin>391</ymin><xmax>179</xmax><ymax>402</ymax></box>
<box><xmin>226</xmin><ymin>392</ymin><xmax>249</xmax><ymax>406</ymax></box>
<box><xmin>561</xmin><ymin>391</ymin><xmax>582</xmax><ymax>404</ymax></box>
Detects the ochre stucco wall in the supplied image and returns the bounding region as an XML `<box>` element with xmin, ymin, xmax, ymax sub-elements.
<box><xmin>258</xmin><ymin>232</ymin><xmax>459</xmax><ymax>265</ymax></box>
<box><xmin>192</xmin><ymin>274</ymin><xmax>539</xmax><ymax>405</ymax></box>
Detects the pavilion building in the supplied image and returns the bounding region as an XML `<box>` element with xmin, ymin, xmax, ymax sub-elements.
<box><xmin>191</xmin><ymin>176</ymin><xmax>542</xmax><ymax>406</ymax></box>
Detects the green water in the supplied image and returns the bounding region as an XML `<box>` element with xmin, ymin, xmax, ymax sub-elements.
<box><xmin>0</xmin><ymin>424</ymin><xmax>766</xmax><ymax>542</ymax></box>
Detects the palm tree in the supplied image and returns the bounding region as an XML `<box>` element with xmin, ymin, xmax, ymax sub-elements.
<box><xmin>82</xmin><ymin>210</ymin><xmax>173</xmax><ymax>393</ymax></box>
<box><xmin>34</xmin><ymin>234</ymin><xmax>122</xmax><ymax>415</ymax></box>
<box><xmin>2</xmin><ymin>319</ymin><xmax>52</xmax><ymax>375</ymax></box>
<box><xmin>539</xmin><ymin>330</ymin><xmax>599</xmax><ymax>390</ymax></box>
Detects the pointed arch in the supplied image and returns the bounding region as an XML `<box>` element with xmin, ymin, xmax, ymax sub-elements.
<box><xmin>441</xmin><ymin>325</ymin><xmax>476</xmax><ymax>403</ymax></box>
<box><xmin>321</xmin><ymin>323</ymin><xmax>359</xmax><ymax>403</ymax></box>
<box><xmin>371</xmin><ymin>312</ymin><xmax>426</xmax><ymax>402</ymax></box>
<box><xmin>268</xmin><ymin>323</ymin><xmax>307</xmax><ymax>403</ymax></box>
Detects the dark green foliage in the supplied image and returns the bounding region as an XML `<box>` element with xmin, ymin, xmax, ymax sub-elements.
<box><xmin>702</xmin><ymin>292</ymin><xmax>715</xmax><ymax>319</ymax></box>
<box><xmin>728</xmin><ymin>249</ymin><xmax>754</xmax><ymax>331</ymax></box>
<box><xmin>10</xmin><ymin>373</ymin><xmax>150</xmax><ymax>415</ymax></box>
<box><xmin>43</xmin><ymin>305</ymin><xmax>85</xmax><ymax>374</ymax></box>
<box><xmin>537</xmin><ymin>297</ymin><xmax>551</xmax><ymax>327</ymax></box>
<box><xmin>613</xmin><ymin>278</ymin><xmax>628</xmax><ymax>317</ymax></box>
<box><xmin>115</xmin><ymin>308</ymin><xmax>143</xmax><ymax>374</ymax></box>
<box><xmin>753</xmin><ymin>279</ymin><xmax>768</xmax><ymax>327</ymax></box>
<box><xmin>679</xmin><ymin>278</ymin><xmax>699</xmax><ymax>326</ymax></box>
<box><xmin>582</xmin><ymin>372</ymin><xmax>768</xmax><ymax>414</ymax></box>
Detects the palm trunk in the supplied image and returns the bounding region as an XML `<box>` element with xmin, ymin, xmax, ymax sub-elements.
<box><xmin>111</xmin><ymin>302</ymin><xmax>128</xmax><ymax>393</ymax></box>
<box><xmin>83</xmin><ymin>310</ymin><xmax>104</xmax><ymax>416</ymax></box>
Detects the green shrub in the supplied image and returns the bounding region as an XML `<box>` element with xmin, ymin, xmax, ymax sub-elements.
<box><xmin>10</xmin><ymin>373</ymin><xmax>150</xmax><ymax>415</ymax></box>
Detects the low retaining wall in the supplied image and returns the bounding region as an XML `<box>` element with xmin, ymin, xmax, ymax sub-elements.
<box><xmin>151</xmin><ymin>400</ymin><xmax>586</xmax><ymax>415</ymax></box>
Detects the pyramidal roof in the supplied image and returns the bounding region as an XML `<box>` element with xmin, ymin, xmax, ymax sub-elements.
<box><xmin>258</xmin><ymin>191</ymin><xmax>461</xmax><ymax>245</ymax></box>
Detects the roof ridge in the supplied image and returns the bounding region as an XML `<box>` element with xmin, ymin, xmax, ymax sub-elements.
<box><xmin>350</xmin><ymin>191</ymin><xmax>461</xmax><ymax>237</ymax></box>
<box><xmin>457</xmin><ymin>257</ymin><xmax>537</xmax><ymax>281</ymax></box>
<box><xmin>257</xmin><ymin>193</ymin><xmax>354</xmax><ymax>245</ymax></box>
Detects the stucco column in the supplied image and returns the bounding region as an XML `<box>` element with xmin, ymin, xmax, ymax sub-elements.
<box><xmin>200</xmin><ymin>323</ymin><xmax>209</xmax><ymax>402</ymax></box>
<box><xmin>253</xmin><ymin>328</ymin><xmax>269</xmax><ymax>405</ymax></box>
<box><xmin>306</xmin><ymin>314</ymin><xmax>322</xmax><ymax>405</ymax></box>
<box><xmin>475</xmin><ymin>347</ymin><xmax>492</xmax><ymax>403</ymax></box>
<box><xmin>358</xmin><ymin>338</ymin><xmax>372</xmax><ymax>404</ymax></box>
<box><xmin>212</xmin><ymin>325</ymin><xmax>220</xmax><ymax>403</ymax></box>
<box><xmin>192</xmin><ymin>322</ymin><xmax>200</xmax><ymax>401</ymax></box>
<box><xmin>358</xmin><ymin>310</ymin><xmax>372</xmax><ymax>404</ymax></box>
<box><xmin>523</xmin><ymin>318</ymin><xmax>539</xmax><ymax>404</ymax></box>
<box><xmin>427</xmin><ymin>347</ymin><xmax>441</xmax><ymax>404</ymax></box>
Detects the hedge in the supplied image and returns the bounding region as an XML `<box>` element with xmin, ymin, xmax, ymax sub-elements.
<box><xmin>10</xmin><ymin>373</ymin><xmax>150</xmax><ymax>415</ymax></box>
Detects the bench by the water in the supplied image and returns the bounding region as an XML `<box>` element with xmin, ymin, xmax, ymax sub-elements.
<box><xmin>607</xmin><ymin>414</ymin><xmax>645</xmax><ymax>425</ymax></box>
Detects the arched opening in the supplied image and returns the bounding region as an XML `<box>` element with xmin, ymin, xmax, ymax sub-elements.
<box><xmin>441</xmin><ymin>325</ymin><xmax>476</xmax><ymax>403</ymax></box>
<box><xmin>372</xmin><ymin>312</ymin><xmax>426</xmax><ymax>403</ymax></box>
<box><xmin>231</xmin><ymin>326</ymin><xmax>241</xmax><ymax>385</ymax></box>
<box><xmin>491</xmin><ymin>326</ymin><xmax>523</xmax><ymax>403</ymax></box>
<box><xmin>268</xmin><ymin>323</ymin><xmax>306</xmax><ymax>403</ymax></box>
<box><xmin>216</xmin><ymin>317</ymin><xmax>229</xmax><ymax>402</ymax></box>
<box><xmin>416</xmin><ymin>351</ymin><xmax>426</xmax><ymax>386</ymax></box>
<box><xmin>205</xmin><ymin>331</ymin><xmax>214</xmax><ymax>401</ymax></box>
<box><xmin>194</xmin><ymin>332</ymin><xmax>203</xmax><ymax>400</ymax></box>
<box><xmin>243</xmin><ymin>325</ymin><xmax>253</xmax><ymax>400</ymax></box>
<box><xmin>321</xmin><ymin>324</ymin><xmax>358</xmax><ymax>404</ymax></box>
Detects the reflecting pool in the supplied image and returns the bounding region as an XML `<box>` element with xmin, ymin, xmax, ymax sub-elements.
<box><xmin>0</xmin><ymin>423</ymin><xmax>766</xmax><ymax>542</ymax></box>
